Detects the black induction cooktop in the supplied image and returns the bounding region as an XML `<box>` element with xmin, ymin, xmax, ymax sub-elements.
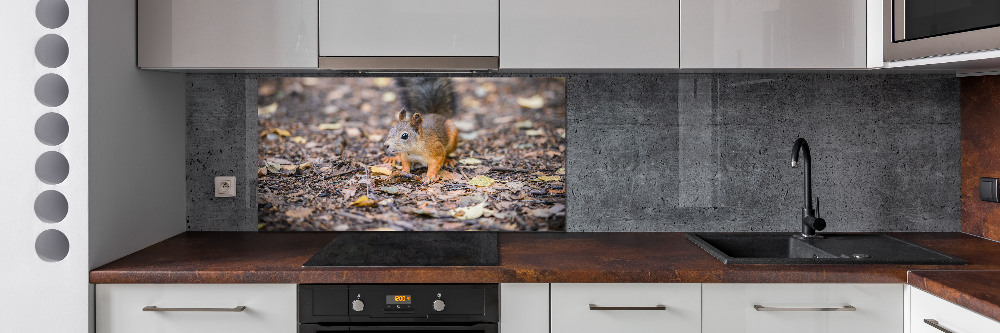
<box><xmin>303</xmin><ymin>232</ymin><xmax>499</xmax><ymax>267</ymax></box>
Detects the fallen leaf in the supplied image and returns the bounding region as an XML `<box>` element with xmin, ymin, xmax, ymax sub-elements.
<box><xmin>506</xmin><ymin>181</ymin><xmax>524</xmax><ymax>190</ymax></box>
<box><xmin>301</xmin><ymin>77</ymin><xmax>320</xmax><ymax>86</ymax></box>
<box><xmin>268</xmin><ymin>158</ymin><xmax>293</xmax><ymax>165</ymax></box>
<box><xmin>525</xmin><ymin>129</ymin><xmax>544</xmax><ymax>136</ymax></box>
<box><xmin>291</xmin><ymin>136</ymin><xmax>307</xmax><ymax>144</ymax></box>
<box><xmin>285</xmin><ymin>207</ymin><xmax>313</xmax><ymax>219</ymax></box>
<box><xmin>272</xmin><ymin>128</ymin><xmax>291</xmax><ymax>137</ymax></box>
<box><xmin>350</xmin><ymin>195</ymin><xmax>377</xmax><ymax>207</ymax></box>
<box><xmin>468</xmin><ymin>175</ymin><xmax>496</xmax><ymax>187</ymax></box>
<box><xmin>378</xmin><ymin>198</ymin><xmax>394</xmax><ymax>206</ymax></box>
<box><xmin>345</xmin><ymin>127</ymin><xmax>362</xmax><ymax>137</ymax></box>
<box><xmin>382</xmin><ymin>91</ymin><xmax>397</xmax><ymax>103</ymax></box>
<box><xmin>372</xmin><ymin>77</ymin><xmax>392</xmax><ymax>88</ymax></box>
<box><xmin>370</xmin><ymin>164</ymin><xmax>393</xmax><ymax>176</ymax></box>
<box><xmin>265</xmin><ymin>161</ymin><xmax>281</xmax><ymax>173</ymax></box>
<box><xmin>459</xmin><ymin>158</ymin><xmax>483</xmax><ymax>165</ymax></box>
<box><xmin>257</xmin><ymin>167</ymin><xmax>267</xmax><ymax>177</ymax></box>
<box><xmin>318</xmin><ymin>120</ymin><xmax>345</xmax><ymax>131</ymax></box>
<box><xmin>442</xmin><ymin>222</ymin><xmax>466</xmax><ymax>230</ymax></box>
<box><xmin>258</xmin><ymin>103</ymin><xmax>278</xmax><ymax>117</ymax></box>
<box><xmin>516</xmin><ymin>95</ymin><xmax>545</xmax><ymax>109</ymax></box>
<box><xmin>341</xmin><ymin>188</ymin><xmax>357</xmax><ymax>198</ymax></box>
<box><xmin>557</xmin><ymin>167</ymin><xmax>566</xmax><ymax>175</ymax></box>
<box><xmin>551</xmin><ymin>204</ymin><xmax>566</xmax><ymax>213</ymax></box>
<box><xmin>378</xmin><ymin>186</ymin><xmax>401</xmax><ymax>194</ymax></box>
<box><xmin>536</xmin><ymin>175</ymin><xmax>562</xmax><ymax>182</ymax></box>
<box><xmin>297</xmin><ymin>162</ymin><xmax>313</xmax><ymax>172</ymax></box>
<box><xmin>514</xmin><ymin>120</ymin><xmax>534</xmax><ymax>129</ymax></box>
<box><xmin>530</xmin><ymin>208</ymin><xmax>552</xmax><ymax>218</ymax></box>
<box><xmin>449</xmin><ymin>202</ymin><xmax>492</xmax><ymax>220</ymax></box>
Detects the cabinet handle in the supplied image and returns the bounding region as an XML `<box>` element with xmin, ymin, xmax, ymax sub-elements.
<box><xmin>753</xmin><ymin>305</ymin><xmax>856</xmax><ymax>312</ymax></box>
<box><xmin>924</xmin><ymin>319</ymin><xmax>955</xmax><ymax>333</ymax></box>
<box><xmin>589</xmin><ymin>304</ymin><xmax>666</xmax><ymax>311</ymax></box>
<box><xmin>143</xmin><ymin>306</ymin><xmax>247</xmax><ymax>312</ymax></box>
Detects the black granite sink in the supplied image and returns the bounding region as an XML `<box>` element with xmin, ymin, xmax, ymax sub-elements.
<box><xmin>686</xmin><ymin>233</ymin><xmax>966</xmax><ymax>265</ymax></box>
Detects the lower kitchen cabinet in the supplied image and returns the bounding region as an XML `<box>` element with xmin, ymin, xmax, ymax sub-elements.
<box><xmin>95</xmin><ymin>284</ymin><xmax>296</xmax><ymax>333</ymax></box>
<box><xmin>702</xmin><ymin>283</ymin><xmax>903</xmax><ymax>333</ymax></box>
<box><xmin>910</xmin><ymin>287</ymin><xmax>1000</xmax><ymax>333</ymax></box>
<box><xmin>550</xmin><ymin>283</ymin><xmax>701</xmax><ymax>333</ymax></box>
<box><xmin>500</xmin><ymin>283</ymin><xmax>549</xmax><ymax>333</ymax></box>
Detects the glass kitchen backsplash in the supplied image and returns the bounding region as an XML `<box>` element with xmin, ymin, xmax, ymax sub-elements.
<box><xmin>257</xmin><ymin>77</ymin><xmax>566</xmax><ymax>231</ymax></box>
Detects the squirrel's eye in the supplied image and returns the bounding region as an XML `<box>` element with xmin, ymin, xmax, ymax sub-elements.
<box><xmin>401</xmin><ymin>133</ymin><xmax>408</xmax><ymax>140</ymax></box>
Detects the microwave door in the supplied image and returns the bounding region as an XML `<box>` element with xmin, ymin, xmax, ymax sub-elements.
<box><xmin>896</xmin><ymin>0</ymin><xmax>1000</xmax><ymax>42</ymax></box>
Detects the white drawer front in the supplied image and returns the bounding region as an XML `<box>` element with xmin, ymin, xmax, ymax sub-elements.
<box><xmin>96</xmin><ymin>284</ymin><xmax>296</xmax><ymax>333</ymax></box>
<box><xmin>551</xmin><ymin>283</ymin><xmax>701</xmax><ymax>333</ymax></box>
<box><xmin>702</xmin><ymin>283</ymin><xmax>903</xmax><ymax>333</ymax></box>
<box><xmin>911</xmin><ymin>288</ymin><xmax>1000</xmax><ymax>333</ymax></box>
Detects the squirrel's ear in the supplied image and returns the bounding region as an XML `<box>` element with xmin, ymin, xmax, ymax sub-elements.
<box><xmin>397</xmin><ymin>109</ymin><xmax>407</xmax><ymax>121</ymax></box>
<box><xmin>409</xmin><ymin>113</ymin><xmax>423</xmax><ymax>131</ymax></box>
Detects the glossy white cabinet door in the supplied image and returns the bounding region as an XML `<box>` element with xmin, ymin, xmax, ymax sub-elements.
<box><xmin>96</xmin><ymin>284</ymin><xmax>297</xmax><ymax>333</ymax></box>
<box><xmin>319</xmin><ymin>0</ymin><xmax>499</xmax><ymax>57</ymax></box>
<box><xmin>500</xmin><ymin>284</ymin><xmax>549</xmax><ymax>333</ymax></box>
<box><xmin>681</xmin><ymin>0</ymin><xmax>869</xmax><ymax>68</ymax></box>
<box><xmin>138</xmin><ymin>0</ymin><xmax>318</xmax><ymax>69</ymax></box>
<box><xmin>551</xmin><ymin>283</ymin><xmax>701</xmax><ymax>333</ymax></box>
<box><xmin>702</xmin><ymin>283</ymin><xmax>903</xmax><ymax>333</ymax></box>
<box><xmin>911</xmin><ymin>287</ymin><xmax>1000</xmax><ymax>333</ymax></box>
<box><xmin>501</xmin><ymin>0</ymin><xmax>680</xmax><ymax>68</ymax></box>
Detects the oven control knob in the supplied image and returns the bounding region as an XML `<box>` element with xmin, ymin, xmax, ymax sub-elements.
<box><xmin>432</xmin><ymin>299</ymin><xmax>446</xmax><ymax>312</ymax></box>
<box><xmin>352</xmin><ymin>299</ymin><xmax>365</xmax><ymax>312</ymax></box>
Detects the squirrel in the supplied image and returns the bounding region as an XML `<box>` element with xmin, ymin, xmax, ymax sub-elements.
<box><xmin>382</xmin><ymin>78</ymin><xmax>459</xmax><ymax>183</ymax></box>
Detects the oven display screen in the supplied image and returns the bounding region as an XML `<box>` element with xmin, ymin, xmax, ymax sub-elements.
<box><xmin>386</xmin><ymin>295</ymin><xmax>412</xmax><ymax>304</ymax></box>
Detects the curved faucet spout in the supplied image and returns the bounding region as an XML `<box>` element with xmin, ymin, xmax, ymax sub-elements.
<box><xmin>791</xmin><ymin>138</ymin><xmax>811</xmax><ymax>210</ymax></box>
<box><xmin>791</xmin><ymin>138</ymin><xmax>824</xmax><ymax>237</ymax></box>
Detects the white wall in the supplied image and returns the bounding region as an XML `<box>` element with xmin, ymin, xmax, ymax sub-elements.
<box><xmin>88</xmin><ymin>0</ymin><xmax>186</xmax><ymax>270</ymax></box>
<box><xmin>0</xmin><ymin>0</ymin><xmax>90</xmax><ymax>331</ymax></box>
<box><xmin>0</xmin><ymin>0</ymin><xmax>185</xmax><ymax>331</ymax></box>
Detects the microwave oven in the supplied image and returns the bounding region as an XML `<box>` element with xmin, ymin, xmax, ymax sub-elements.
<box><xmin>884</xmin><ymin>0</ymin><xmax>1000</xmax><ymax>62</ymax></box>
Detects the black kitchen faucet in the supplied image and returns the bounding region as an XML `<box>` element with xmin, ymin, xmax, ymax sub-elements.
<box><xmin>791</xmin><ymin>138</ymin><xmax>826</xmax><ymax>238</ymax></box>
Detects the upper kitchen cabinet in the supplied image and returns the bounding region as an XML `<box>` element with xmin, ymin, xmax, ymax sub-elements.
<box><xmin>681</xmin><ymin>0</ymin><xmax>881</xmax><ymax>69</ymax></box>
<box><xmin>318</xmin><ymin>0</ymin><xmax>500</xmax><ymax>70</ymax></box>
<box><xmin>500</xmin><ymin>0</ymin><xmax>680</xmax><ymax>69</ymax></box>
<box><xmin>138</xmin><ymin>0</ymin><xmax>318</xmax><ymax>69</ymax></box>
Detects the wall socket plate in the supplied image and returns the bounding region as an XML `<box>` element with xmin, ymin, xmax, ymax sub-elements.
<box><xmin>215</xmin><ymin>176</ymin><xmax>236</xmax><ymax>197</ymax></box>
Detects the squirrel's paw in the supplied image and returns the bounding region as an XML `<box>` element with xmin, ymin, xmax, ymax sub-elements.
<box><xmin>381</xmin><ymin>155</ymin><xmax>402</xmax><ymax>165</ymax></box>
<box><xmin>422</xmin><ymin>175</ymin><xmax>439</xmax><ymax>184</ymax></box>
<box><xmin>444</xmin><ymin>158</ymin><xmax>458</xmax><ymax>168</ymax></box>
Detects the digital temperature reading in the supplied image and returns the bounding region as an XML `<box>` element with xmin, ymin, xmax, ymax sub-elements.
<box><xmin>386</xmin><ymin>295</ymin><xmax>412</xmax><ymax>304</ymax></box>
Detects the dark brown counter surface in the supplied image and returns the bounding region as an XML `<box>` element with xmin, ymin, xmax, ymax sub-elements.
<box><xmin>91</xmin><ymin>231</ymin><xmax>1000</xmax><ymax>285</ymax></box>
<box><xmin>908</xmin><ymin>270</ymin><xmax>1000</xmax><ymax>323</ymax></box>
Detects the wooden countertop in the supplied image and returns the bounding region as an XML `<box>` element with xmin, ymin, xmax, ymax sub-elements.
<box><xmin>908</xmin><ymin>270</ymin><xmax>1000</xmax><ymax>323</ymax></box>
<box><xmin>91</xmin><ymin>231</ymin><xmax>1000</xmax><ymax>284</ymax></box>
<box><xmin>90</xmin><ymin>232</ymin><xmax>1000</xmax><ymax>322</ymax></box>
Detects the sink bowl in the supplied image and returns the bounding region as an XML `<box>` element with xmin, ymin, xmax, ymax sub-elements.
<box><xmin>686</xmin><ymin>233</ymin><xmax>966</xmax><ymax>265</ymax></box>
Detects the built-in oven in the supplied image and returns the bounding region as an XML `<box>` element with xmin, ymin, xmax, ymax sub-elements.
<box><xmin>299</xmin><ymin>284</ymin><xmax>498</xmax><ymax>333</ymax></box>
<box><xmin>884</xmin><ymin>0</ymin><xmax>1000</xmax><ymax>61</ymax></box>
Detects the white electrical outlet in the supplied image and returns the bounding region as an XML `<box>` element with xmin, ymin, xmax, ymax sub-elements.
<box><xmin>215</xmin><ymin>176</ymin><xmax>236</xmax><ymax>197</ymax></box>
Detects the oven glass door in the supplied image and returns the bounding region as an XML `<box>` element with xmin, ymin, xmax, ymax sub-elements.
<box><xmin>900</xmin><ymin>0</ymin><xmax>1000</xmax><ymax>41</ymax></box>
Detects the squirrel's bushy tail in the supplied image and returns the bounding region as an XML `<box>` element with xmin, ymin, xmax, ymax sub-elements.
<box><xmin>396</xmin><ymin>78</ymin><xmax>456</xmax><ymax>118</ymax></box>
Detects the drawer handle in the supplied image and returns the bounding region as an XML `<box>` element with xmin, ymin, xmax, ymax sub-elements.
<box><xmin>143</xmin><ymin>306</ymin><xmax>247</xmax><ymax>312</ymax></box>
<box><xmin>924</xmin><ymin>319</ymin><xmax>955</xmax><ymax>333</ymax></box>
<box><xmin>753</xmin><ymin>305</ymin><xmax>856</xmax><ymax>312</ymax></box>
<box><xmin>589</xmin><ymin>304</ymin><xmax>667</xmax><ymax>311</ymax></box>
